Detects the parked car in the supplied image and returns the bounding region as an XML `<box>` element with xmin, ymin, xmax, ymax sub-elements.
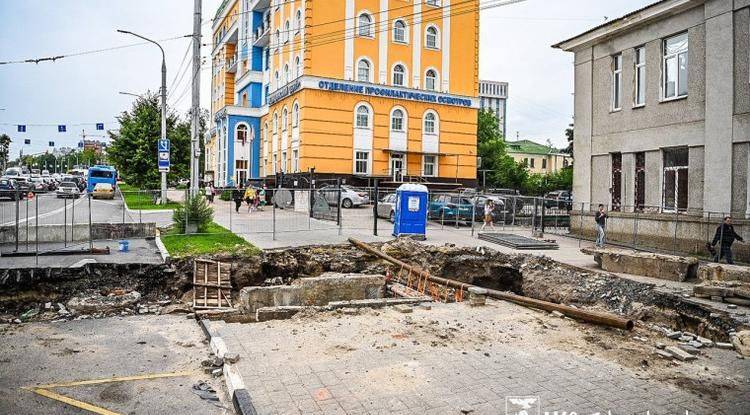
<box><xmin>92</xmin><ymin>182</ymin><xmax>115</xmax><ymax>199</ymax></box>
<box><xmin>29</xmin><ymin>177</ymin><xmax>48</xmax><ymax>193</ymax></box>
<box><xmin>376</xmin><ymin>193</ymin><xmax>397</xmax><ymax>222</ymax></box>
<box><xmin>10</xmin><ymin>177</ymin><xmax>31</xmax><ymax>195</ymax></box>
<box><xmin>428</xmin><ymin>194</ymin><xmax>474</xmax><ymax>221</ymax></box>
<box><xmin>544</xmin><ymin>190</ymin><xmax>573</xmax><ymax>210</ymax></box>
<box><xmin>487</xmin><ymin>188</ymin><xmax>525</xmax><ymax>213</ymax></box>
<box><xmin>0</xmin><ymin>179</ymin><xmax>21</xmax><ymax>200</ymax></box>
<box><xmin>56</xmin><ymin>181</ymin><xmax>81</xmax><ymax>198</ymax></box>
<box><xmin>318</xmin><ymin>185</ymin><xmax>370</xmax><ymax>208</ymax></box>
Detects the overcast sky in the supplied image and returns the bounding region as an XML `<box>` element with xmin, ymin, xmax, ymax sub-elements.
<box><xmin>0</xmin><ymin>0</ymin><xmax>654</xmax><ymax>159</ymax></box>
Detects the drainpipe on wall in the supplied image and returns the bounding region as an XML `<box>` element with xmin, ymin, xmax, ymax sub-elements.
<box><xmin>747</xmin><ymin>142</ymin><xmax>750</xmax><ymax>219</ymax></box>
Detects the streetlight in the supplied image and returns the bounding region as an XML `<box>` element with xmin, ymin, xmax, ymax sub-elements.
<box><xmin>118</xmin><ymin>91</ymin><xmax>144</xmax><ymax>99</ymax></box>
<box><xmin>117</xmin><ymin>29</ymin><xmax>167</xmax><ymax>204</ymax></box>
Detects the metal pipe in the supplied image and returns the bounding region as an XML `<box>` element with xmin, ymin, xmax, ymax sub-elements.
<box><xmin>348</xmin><ymin>238</ymin><xmax>634</xmax><ymax>331</ymax></box>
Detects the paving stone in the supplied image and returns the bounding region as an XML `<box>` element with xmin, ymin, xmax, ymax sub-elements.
<box><xmin>665</xmin><ymin>346</ymin><xmax>698</xmax><ymax>361</ymax></box>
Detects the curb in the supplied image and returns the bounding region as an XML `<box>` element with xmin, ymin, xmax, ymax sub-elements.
<box><xmin>198</xmin><ymin>318</ymin><xmax>257</xmax><ymax>415</ymax></box>
<box><xmin>154</xmin><ymin>231</ymin><xmax>171</xmax><ymax>264</ymax></box>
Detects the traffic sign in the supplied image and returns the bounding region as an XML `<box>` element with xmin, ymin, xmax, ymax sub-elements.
<box><xmin>158</xmin><ymin>150</ymin><xmax>170</xmax><ymax>172</ymax></box>
<box><xmin>158</xmin><ymin>139</ymin><xmax>170</xmax><ymax>152</ymax></box>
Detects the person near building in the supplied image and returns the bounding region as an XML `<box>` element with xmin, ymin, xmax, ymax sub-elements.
<box><xmin>258</xmin><ymin>185</ymin><xmax>267</xmax><ymax>211</ymax></box>
<box><xmin>206</xmin><ymin>182</ymin><xmax>215</xmax><ymax>204</ymax></box>
<box><xmin>711</xmin><ymin>216</ymin><xmax>744</xmax><ymax>264</ymax></box>
<box><xmin>480</xmin><ymin>199</ymin><xmax>496</xmax><ymax>231</ymax></box>
<box><xmin>595</xmin><ymin>204</ymin><xmax>607</xmax><ymax>248</ymax></box>
<box><xmin>244</xmin><ymin>186</ymin><xmax>257</xmax><ymax>212</ymax></box>
<box><xmin>232</xmin><ymin>183</ymin><xmax>244</xmax><ymax>213</ymax></box>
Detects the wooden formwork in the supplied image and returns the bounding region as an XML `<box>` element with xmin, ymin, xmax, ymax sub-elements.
<box><xmin>193</xmin><ymin>259</ymin><xmax>233</xmax><ymax>310</ymax></box>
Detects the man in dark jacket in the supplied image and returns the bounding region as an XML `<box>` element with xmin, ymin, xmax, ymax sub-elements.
<box><xmin>594</xmin><ymin>204</ymin><xmax>607</xmax><ymax>247</ymax></box>
<box><xmin>711</xmin><ymin>216</ymin><xmax>744</xmax><ymax>264</ymax></box>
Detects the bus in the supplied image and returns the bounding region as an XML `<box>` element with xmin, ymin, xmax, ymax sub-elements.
<box><xmin>87</xmin><ymin>165</ymin><xmax>117</xmax><ymax>193</ymax></box>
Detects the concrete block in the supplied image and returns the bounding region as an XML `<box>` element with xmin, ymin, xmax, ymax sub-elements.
<box><xmin>256</xmin><ymin>306</ymin><xmax>305</xmax><ymax>322</ymax></box>
<box><xmin>715</xmin><ymin>342</ymin><xmax>734</xmax><ymax>350</ymax></box>
<box><xmin>468</xmin><ymin>286</ymin><xmax>488</xmax><ymax>307</ymax></box>
<box><xmin>655</xmin><ymin>349</ymin><xmax>674</xmax><ymax>359</ymax></box>
<box><xmin>677</xmin><ymin>344</ymin><xmax>701</xmax><ymax>355</ymax></box>
<box><xmin>393</xmin><ymin>304</ymin><xmax>413</xmax><ymax>313</ymax></box>
<box><xmin>730</xmin><ymin>330</ymin><xmax>750</xmax><ymax>357</ymax></box>
<box><xmin>581</xmin><ymin>247</ymin><xmax>698</xmax><ymax>281</ymax></box>
<box><xmin>697</xmin><ymin>262</ymin><xmax>750</xmax><ymax>283</ymax></box>
<box><xmin>665</xmin><ymin>346</ymin><xmax>697</xmax><ymax>361</ymax></box>
<box><xmin>666</xmin><ymin>330</ymin><xmax>683</xmax><ymax>339</ymax></box>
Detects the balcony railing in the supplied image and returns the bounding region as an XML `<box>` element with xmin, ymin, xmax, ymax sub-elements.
<box><xmin>254</xmin><ymin>24</ymin><xmax>270</xmax><ymax>47</ymax></box>
<box><xmin>225</xmin><ymin>53</ymin><xmax>238</xmax><ymax>73</ymax></box>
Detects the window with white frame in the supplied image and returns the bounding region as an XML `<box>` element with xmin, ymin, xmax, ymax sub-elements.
<box><xmin>393</xmin><ymin>20</ymin><xmax>406</xmax><ymax>43</ymax></box>
<box><xmin>274</xmin><ymin>71</ymin><xmax>279</xmax><ymax>89</ymax></box>
<box><xmin>284</xmin><ymin>20</ymin><xmax>290</xmax><ymax>42</ymax></box>
<box><xmin>284</xmin><ymin>64</ymin><xmax>290</xmax><ymax>84</ymax></box>
<box><xmin>634</xmin><ymin>47</ymin><xmax>646</xmax><ymax>106</ymax></box>
<box><xmin>355</xmin><ymin>105</ymin><xmax>370</xmax><ymax>128</ymax></box>
<box><xmin>357</xmin><ymin>59</ymin><xmax>371</xmax><ymax>82</ymax></box>
<box><xmin>355</xmin><ymin>151</ymin><xmax>370</xmax><ymax>174</ymax></box>
<box><xmin>275</xmin><ymin>30</ymin><xmax>280</xmax><ymax>51</ymax></box>
<box><xmin>391</xmin><ymin>109</ymin><xmax>404</xmax><ymax>131</ymax></box>
<box><xmin>273</xmin><ymin>112</ymin><xmax>278</xmax><ymax>133</ymax></box>
<box><xmin>612</xmin><ymin>54</ymin><xmax>622</xmax><ymax>110</ymax></box>
<box><xmin>425</xmin><ymin>0</ymin><xmax>440</xmax><ymax>6</ymax></box>
<box><xmin>425</xmin><ymin>26</ymin><xmax>439</xmax><ymax>49</ymax></box>
<box><xmin>663</xmin><ymin>32</ymin><xmax>688</xmax><ymax>99</ymax></box>
<box><xmin>295</xmin><ymin>10</ymin><xmax>302</xmax><ymax>34</ymax></box>
<box><xmin>272</xmin><ymin>153</ymin><xmax>277</xmax><ymax>172</ymax></box>
<box><xmin>292</xmin><ymin>149</ymin><xmax>299</xmax><ymax>172</ymax></box>
<box><xmin>237</xmin><ymin>124</ymin><xmax>248</xmax><ymax>145</ymax></box>
<box><xmin>282</xmin><ymin>108</ymin><xmax>288</xmax><ymax>131</ymax></box>
<box><xmin>662</xmin><ymin>147</ymin><xmax>688</xmax><ymax>212</ymax></box>
<box><xmin>358</xmin><ymin>13</ymin><xmax>373</xmax><ymax>37</ymax></box>
<box><xmin>294</xmin><ymin>56</ymin><xmax>301</xmax><ymax>78</ymax></box>
<box><xmin>292</xmin><ymin>102</ymin><xmax>299</xmax><ymax>127</ymax></box>
<box><xmin>423</xmin><ymin>155</ymin><xmax>436</xmax><ymax>176</ymax></box>
<box><xmin>281</xmin><ymin>151</ymin><xmax>287</xmax><ymax>172</ymax></box>
<box><xmin>425</xmin><ymin>69</ymin><xmax>437</xmax><ymax>91</ymax></box>
<box><xmin>424</xmin><ymin>112</ymin><xmax>436</xmax><ymax>134</ymax></box>
<box><xmin>392</xmin><ymin>64</ymin><xmax>405</xmax><ymax>86</ymax></box>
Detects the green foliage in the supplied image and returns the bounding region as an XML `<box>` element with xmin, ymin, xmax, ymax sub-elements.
<box><xmin>563</xmin><ymin>123</ymin><xmax>574</xmax><ymax>155</ymax></box>
<box><xmin>0</xmin><ymin>134</ymin><xmax>11</xmax><ymax>169</ymax></box>
<box><xmin>219</xmin><ymin>189</ymin><xmax>232</xmax><ymax>201</ymax></box>
<box><xmin>106</xmin><ymin>92</ymin><xmax>207</xmax><ymax>189</ymax></box>
<box><xmin>161</xmin><ymin>222</ymin><xmax>258</xmax><ymax>257</ymax></box>
<box><xmin>172</xmin><ymin>194</ymin><xmax>214</xmax><ymax>233</ymax></box>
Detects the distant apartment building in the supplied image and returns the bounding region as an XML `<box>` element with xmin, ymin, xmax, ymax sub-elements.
<box><xmin>506</xmin><ymin>139</ymin><xmax>571</xmax><ymax>174</ymax></box>
<box><xmin>554</xmin><ymin>0</ymin><xmax>750</xmax><ymax>259</ymax></box>
<box><xmin>479</xmin><ymin>80</ymin><xmax>508</xmax><ymax>137</ymax></box>
<box><xmin>206</xmin><ymin>0</ymin><xmax>481</xmax><ymax>187</ymax></box>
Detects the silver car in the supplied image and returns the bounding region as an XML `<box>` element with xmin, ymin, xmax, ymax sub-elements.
<box><xmin>56</xmin><ymin>181</ymin><xmax>80</xmax><ymax>198</ymax></box>
<box><xmin>376</xmin><ymin>193</ymin><xmax>397</xmax><ymax>222</ymax></box>
<box><xmin>319</xmin><ymin>185</ymin><xmax>370</xmax><ymax>208</ymax></box>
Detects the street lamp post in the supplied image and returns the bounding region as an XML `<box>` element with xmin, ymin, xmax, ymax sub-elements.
<box><xmin>117</xmin><ymin>30</ymin><xmax>167</xmax><ymax>204</ymax></box>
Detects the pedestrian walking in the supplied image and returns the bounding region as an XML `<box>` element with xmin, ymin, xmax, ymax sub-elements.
<box><xmin>244</xmin><ymin>186</ymin><xmax>257</xmax><ymax>212</ymax></box>
<box><xmin>711</xmin><ymin>216</ymin><xmax>744</xmax><ymax>264</ymax></box>
<box><xmin>232</xmin><ymin>184</ymin><xmax>244</xmax><ymax>213</ymax></box>
<box><xmin>258</xmin><ymin>185</ymin><xmax>267</xmax><ymax>211</ymax></box>
<box><xmin>595</xmin><ymin>204</ymin><xmax>607</xmax><ymax>247</ymax></box>
<box><xmin>206</xmin><ymin>182</ymin><xmax>215</xmax><ymax>203</ymax></box>
<box><xmin>480</xmin><ymin>199</ymin><xmax>496</xmax><ymax>231</ymax></box>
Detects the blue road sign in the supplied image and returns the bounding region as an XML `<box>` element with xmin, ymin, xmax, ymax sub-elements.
<box><xmin>17</xmin><ymin>125</ymin><xmax>26</xmax><ymax>133</ymax></box>
<box><xmin>48</xmin><ymin>141</ymin><xmax>55</xmax><ymax>147</ymax></box>
<box><xmin>58</xmin><ymin>125</ymin><xmax>66</xmax><ymax>132</ymax></box>
<box><xmin>158</xmin><ymin>139</ymin><xmax>170</xmax><ymax>152</ymax></box>
<box><xmin>96</xmin><ymin>123</ymin><xmax>104</xmax><ymax>130</ymax></box>
<box><xmin>158</xmin><ymin>151</ymin><xmax>170</xmax><ymax>171</ymax></box>
<box><xmin>24</xmin><ymin>139</ymin><xmax>31</xmax><ymax>145</ymax></box>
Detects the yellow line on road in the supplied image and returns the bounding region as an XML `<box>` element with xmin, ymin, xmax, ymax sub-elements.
<box><xmin>27</xmin><ymin>370</ymin><xmax>194</xmax><ymax>389</ymax></box>
<box><xmin>21</xmin><ymin>371</ymin><xmax>195</xmax><ymax>415</ymax></box>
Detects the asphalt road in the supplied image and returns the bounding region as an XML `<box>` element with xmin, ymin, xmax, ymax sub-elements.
<box><xmin>0</xmin><ymin>315</ymin><xmax>230</xmax><ymax>414</ymax></box>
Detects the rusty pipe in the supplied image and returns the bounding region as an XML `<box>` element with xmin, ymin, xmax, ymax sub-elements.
<box><xmin>348</xmin><ymin>238</ymin><xmax>634</xmax><ymax>331</ymax></box>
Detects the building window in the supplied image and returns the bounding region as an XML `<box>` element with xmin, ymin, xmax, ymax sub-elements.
<box><xmin>393</xmin><ymin>20</ymin><xmax>406</xmax><ymax>43</ymax></box>
<box><xmin>355</xmin><ymin>105</ymin><xmax>370</xmax><ymax>128</ymax></box>
<box><xmin>358</xmin><ymin>13</ymin><xmax>373</xmax><ymax>37</ymax></box>
<box><xmin>523</xmin><ymin>158</ymin><xmax>528</xmax><ymax>167</ymax></box>
<box><xmin>292</xmin><ymin>149</ymin><xmax>299</xmax><ymax>172</ymax></box>
<box><xmin>541</xmin><ymin>158</ymin><xmax>547</xmax><ymax>169</ymax></box>
<box><xmin>391</xmin><ymin>109</ymin><xmax>404</xmax><ymax>131</ymax></box>
<box><xmin>425</xmin><ymin>69</ymin><xmax>437</xmax><ymax>91</ymax></box>
<box><xmin>612</xmin><ymin>54</ymin><xmax>622</xmax><ymax>110</ymax></box>
<box><xmin>294</xmin><ymin>56</ymin><xmax>301</xmax><ymax>78</ymax></box>
<box><xmin>295</xmin><ymin>10</ymin><xmax>302</xmax><ymax>34</ymax></box>
<box><xmin>392</xmin><ymin>64</ymin><xmax>405</xmax><ymax>86</ymax></box>
<box><xmin>283</xmin><ymin>64</ymin><xmax>289</xmax><ymax>85</ymax></box>
<box><xmin>273</xmin><ymin>112</ymin><xmax>278</xmax><ymax>133</ymax></box>
<box><xmin>529</xmin><ymin>158</ymin><xmax>535</xmax><ymax>168</ymax></box>
<box><xmin>425</xmin><ymin>0</ymin><xmax>440</xmax><ymax>6</ymax></box>
<box><xmin>282</xmin><ymin>108</ymin><xmax>288</xmax><ymax>131</ymax></box>
<box><xmin>635</xmin><ymin>152</ymin><xmax>645</xmax><ymax>212</ymax></box>
<box><xmin>272</xmin><ymin>153</ymin><xmax>277</xmax><ymax>172</ymax></box>
<box><xmin>275</xmin><ymin>30</ymin><xmax>280</xmax><ymax>51</ymax></box>
<box><xmin>663</xmin><ymin>32</ymin><xmax>688</xmax><ymax>99</ymax></box>
<box><xmin>355</xmin><ymin>151</ymin><xmax>370</xmax><ymax>175</ymax></box>
<box><xmin>292</xmin><ymin>102</ymin><xmax>299</xmax><ymax>127</ymax></box>
<box><xmin>274</xmin><ymin>71</ymin><xmax>279</xmax><ymax>89</ymax></box>
<box><xmin>424</xmin><ymin>112</ymin><xmax>436</xmax><ymax>134</ymax></box>
<box><xmin>423</xmin><ymin>155</ymin><xmax>436</xmax><ymax>177</ymax></box>
<box><xmin>281</xmin><ymin>151</ymin><xmax>287</xmax><ymax>172</ymax></box>
<box><xmin>611</xmin><ymin>152</ymin><xmax>622</xmax><ymax>211</ymax></box>
<box><xmin>634</xmin><ymin>47</ymin><xmax>645</xmax><ymax>106</ymax></box>
<box><xmin>662</xmin><ymin>147</ymin><xmax>688</xmax><ymax>212</ymax></box>
<box><xmin>284</xmin><ymin>20</ymin><xmax>290</xmax><ymax>43</ymax></box>
<box><xmin>357</xmin><ymin>59</ymin><xmax>371</xmax><ymax>82</ymax></box>
<box><xmin>563</xmin><ymin>158</ymin><xmax>569</xmax><ymax>168</ymax></box>
<box><xmin>425</xmin><ymin>26</ymin><xmax>439</xmax><ymax>49</ymax></box>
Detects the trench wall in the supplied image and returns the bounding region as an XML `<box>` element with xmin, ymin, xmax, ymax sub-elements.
<box><xmin>0</xmin><ymin>222</ymin><xmax>156</xmax><ymax>243</ymax></box>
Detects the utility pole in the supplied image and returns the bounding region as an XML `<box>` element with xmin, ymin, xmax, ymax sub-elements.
<box><xmin>189</xmin><ymin>0</ymin><xmax>202</xmax><ymax>197</ymax></box>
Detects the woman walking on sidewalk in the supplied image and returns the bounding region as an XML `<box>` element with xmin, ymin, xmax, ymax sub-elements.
<box><xmin>480</xmin><ymin>199</ymin><xmax>496</xmax><ymax>231</ymax></box>
<box><xmin>232</xmin><ymin>184</ymin><xmax>244</xmax><ymax>213</ymax></box>
<box><xmin>244</xmin><ymin>186</ymin><xmax>257</xmax><ymax>212</ymax></box>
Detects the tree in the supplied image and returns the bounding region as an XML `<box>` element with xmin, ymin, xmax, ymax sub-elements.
<box><xmin>107</xmin><ymin>92</ymin><xmax>206</xmax><ymax>189</ymax></box>
<box><xmin>476</xmin><ymin>110</ymin><xmax>527</xmax><ymax>190</ymax></box>
<box><xmin>0</xmin><ymin>134</ymin><xmax>10</xmax><ymax>171</ymax></box>
<box><xmin>563</xmin><ymin>123</ymin><xmax>574</xmax><ymax>155</ymax></box>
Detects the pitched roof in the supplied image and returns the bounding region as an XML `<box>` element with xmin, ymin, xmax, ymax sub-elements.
<box><xmin>506</xmin><ymin>139</ymin><xmax>561</xmax><ymax>156</ymax></box>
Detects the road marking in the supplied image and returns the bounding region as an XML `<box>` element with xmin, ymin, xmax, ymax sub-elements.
<box><xmin>22</xmin><ymin>371</ymin><xmax>194</xmax><ymax>415</ymax></box>
<box><xmin>0</xmin><ymin>196</ymin><xmax>87</xmax><ymax>226</ymax></box>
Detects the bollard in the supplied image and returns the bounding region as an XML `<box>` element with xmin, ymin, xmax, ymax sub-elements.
<box><xmin>14</xmin><ymin>189</ymin><xmax>20</xmax><ymax>252</ymax></box>
<box><xmin>35</xmin><ymin>194</ymin><xmax>39</xmax><ymax>265</ymax></box>
<box><xmin>64</xmin><ymin>197</ymin><xmax>67</xmax><ymax>248</ymax></box>
<box><xmin>88</xmin><ymin>193</ymin><xmax>93</xmax><ymax>251</ymax></box>
<box><xmin>470</xmin><ymin>195</ymin><xmax>476</xmax><ymax>237</ymax></box>
<box><xmin>272</xmin><ymin>192</ymin><xmax>277</xmax><ymax>241</ymax></box>
<box><xmin>373</xmin><ymin>180</ymin><xmax>379</xmax><ymax>236</ymax></box>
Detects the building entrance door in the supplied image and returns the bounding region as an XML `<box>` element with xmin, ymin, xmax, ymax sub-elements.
<box><xmin>390</xmin><ymin>153</ymin><xmax>404</xmax><ymax>182</ymax></box>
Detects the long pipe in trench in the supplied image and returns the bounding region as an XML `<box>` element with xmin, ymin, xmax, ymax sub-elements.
<box><xmin>348</xmin><ymin>238</ymin><xmax>634</xmax><ymax>331</ymax></box>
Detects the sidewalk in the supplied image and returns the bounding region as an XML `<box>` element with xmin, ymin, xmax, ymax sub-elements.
<box><xmin>0</xmin><ymin>238</ymin><xmax>163</xmax><ymax>269</ymax></box>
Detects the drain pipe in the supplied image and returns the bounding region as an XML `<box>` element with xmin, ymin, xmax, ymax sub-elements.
<box><xmin>348</xmin><ymin>238</ymin><xmax>634</xmax><ymax>331</ymax></box>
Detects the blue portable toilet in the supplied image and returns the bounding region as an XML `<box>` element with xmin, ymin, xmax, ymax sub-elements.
<box><xmin>393</xmin><ymin>184</ymin><xmax>429</xmax><ymax>239</ymax></box>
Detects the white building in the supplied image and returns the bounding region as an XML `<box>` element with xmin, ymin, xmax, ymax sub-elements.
<box><xmin>479</xmin><ymin>80</ymin><xmax>508</xmax><ymax>137</ymax></box>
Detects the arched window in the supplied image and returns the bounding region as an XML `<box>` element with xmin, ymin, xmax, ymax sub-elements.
<box><xmin>393</xmin><ymin>20</ymin><xmax>406</xmax><ymax>43</ymax></box>
<box><xmin>263</xmin><ymin>122</ymin><xmax>268</xmax><ymax>142</ymax></box>
<box><xmin>424</xmin><ymin>112</ymin><xmax>437</xmax><ymax>134</ymax></box>
<box><xmin>292</xmin><ymin>102</ymin><xmax>299</xmax><ymax>127</ymax></box>
<box><xmin>284</xmin><ymin>20</ymin><xmax>290</xmax><ymax>42</ymax></box>
<box><xmin>357</xmin><ymin>59</ymin><xmax>371</xmax><ymax>82</ymax></box>
<box><xmin>274</xmin><ymin>71</ymin><xmax>279</xmax><ymax>89</ymax></box>
<box><xmin>295</xmin><ymin>56</ymin><xmax>301</xmax><ymax>78</ymax></box>
<box><xmin>275</xmin><ymin>29</ymin><xmax>280</xmax><ymax>50</ymax></box>
<box><xmin>295</xmin><ymin>10</ymin><xmax>302</xmax><ymax>33</ymax></box>
<box><xmin>391</xmin><ymin>109</ymin><xmax>404</xmax><ymax>131</ymax></box>
<box><xmin>425</xmin><ymin>69</ymin><xmax>437</xmax><ymax>91</ymax></box>
<box><xmin>358</xmin><ymin>13</ymin><xmax>373</xmax><ymax>37</ymax></box>
<box><xmin>283</xmin><ymin>64</ymin><xmax>289</xmax><ymax>84</ymax></box>
<box><xmin>273</xmin><ymin>112</ymin><xmax>278</xmax><ymax>133</ymax></box>
<box><xmin>237</xmin><ymin>124</ymin><xmax>248</xmax><ymax>145</ymax></box>
<box><xmin>282</xmin><ymin>108</ymin><xmax>288</xmax><ymax>131</ymax></box>
<box><xmin>392</xmin><ymin>64</ymin><xmax>405</xmax><ymax>86</ymax></box>
<box><xmin>355</xmin><ymin>105</ymin><xmax>370</xmax><ymax>128</ymax></box>
<box><xmin>425</xmin><ymin>26</ymin><xmax>439</xmax><ymax>49</ymax></box>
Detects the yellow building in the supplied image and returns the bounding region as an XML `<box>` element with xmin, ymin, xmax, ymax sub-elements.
<box><xmin>506</xmin><ymin>139</ymin><xmax>572</xmax><ymax>174</ymax></box>
<box><xmin>208</xmin><ymin>0</ymin><xmax>480</xmax><ymax>187</ymax></box>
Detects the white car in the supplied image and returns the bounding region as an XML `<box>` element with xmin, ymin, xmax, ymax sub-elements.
<box><xmin>318</xmin><ymin>185</ymin><xmax>370</xmax><ymax>208</ymax></box>
<box><xmin>56</xmin><ymin>181</ymin><xmax>80</xmax><ymax>198</ymax></box>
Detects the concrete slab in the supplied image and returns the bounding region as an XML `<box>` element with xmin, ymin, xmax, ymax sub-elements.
<box><xmin>581</xmin><ymin>246</ymin><xmax>699</xmax><ymax>281</ymax></box>
<box><xmin>0</xmin><ymin>238</ymin><xmax>163</xmax><ymax>269</ymax></box>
